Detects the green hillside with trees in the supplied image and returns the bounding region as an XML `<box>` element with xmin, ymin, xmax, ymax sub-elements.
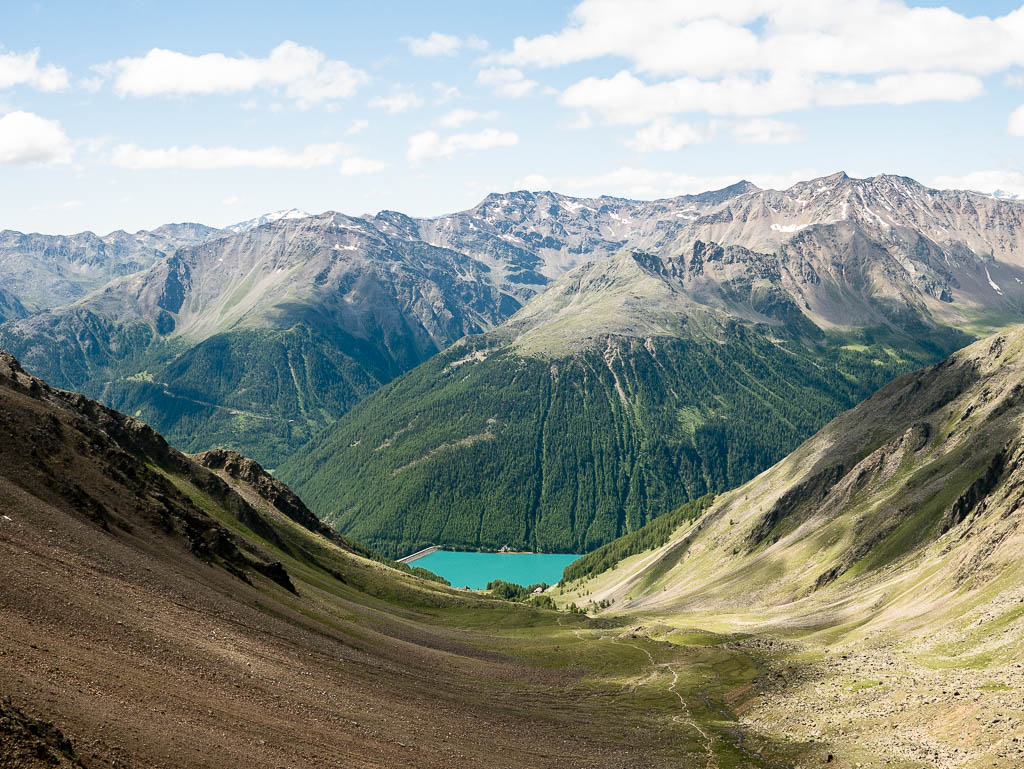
<box><xmin>279</xmin><ymin>327</ymin><xmax>941</xmax><ymax>558</ymax></box>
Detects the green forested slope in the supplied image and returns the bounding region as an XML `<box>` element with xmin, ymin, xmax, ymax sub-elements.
<box><xmin>279</xmin><ymin>327</ymin><xmax>942</xmax><ymax>558</ymax></box>
<box><xmin>99</xmin><ymin>325</ymin><xmax>392</xmax><ymax>466</ymax></box>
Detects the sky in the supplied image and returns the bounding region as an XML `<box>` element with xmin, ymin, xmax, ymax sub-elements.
<box><xmin>3</xmin><ymin>0</ymin><xmax>1024</xmax><ymax>235</ymax></box>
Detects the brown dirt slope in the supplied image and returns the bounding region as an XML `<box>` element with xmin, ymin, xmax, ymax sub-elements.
<box><xmin>0</xmin><ymin>349</ymin><xmax>730</xmax><ymax>769</ymax></box>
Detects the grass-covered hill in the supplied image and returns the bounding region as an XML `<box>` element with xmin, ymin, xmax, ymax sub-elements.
<box><xmin>279</xmin><ymin>246</ymin><xmax>967</xmax><ymax>558</ymax></box>
<box><xmin>554</xmin><ymin>326</ymin><xmax>1024</xmax><ymax>767</ymax></box>
<box><xmin>565</xmin><ymin>324</ymin><xmax>1024</xmax><ymax>621</ymax></box>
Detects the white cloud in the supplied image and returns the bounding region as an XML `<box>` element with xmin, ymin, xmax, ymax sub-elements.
<box><xmin>345</xmin><ymin>119</ymin><xmax>369</xmax><ymax>135</ymax></box>
<box><xmin>731</xmin><ymin>118</ymin><xmax>802</xmax><ymax>144</ymax></box>
<box><xmin>0</xmin><ymin>111</ymin><xmax>73</xmax><ymax>165</ymax></box>
<box><xmin>285</xmin><ymin>60</ymin><xmax>371</xmax><ymax>108</ymax></box>
<box><xmin>405</xmin><ymin>32</ymin><xmax>462</xmax><ymax>57</ymax></box>
<box><xmin>110</xmin><ymin>142</ymin><xmax>349</xmax><ymax>170</ymax></box>
<box><xmin>499</xmin><ymin>1</ymin><xmax>1024</xmax><ymax>77</ymax></box>
<box><xmin>561</xmin><ymin>70</ymin><xmax>803</xmax><ymax>122</ymax></box>
<box><xmin>370</xmin><ymin>88</ymin><xmax>424</xmax><ymax>114</ymax></box>
<box><xmin>497</xmin><ymin>2</ymin><xmax>1018</xmax><ymax>120</ymax></box>
<box><xmin>561</xmin><ymin>69</ymin><xmax>981</xmax><ymax>123</ymax></box>
<box><xmin>1010</xmin><ymin>105</ymin><xmax>1024</xmax><ymax>136</ymax></box>
<box><xmin>0</xmin><ymin>49</ymin><xmax>69</xmax><ymax>91</ymax></box>
<box><xmin>933</xmin><ymin>169</ymin><xmax>1024</xmax><ymax>198</ymax></box>
<box><xmin>102</xmin><ymin>41</ymin><xmax>368</xmax><ymax>108</ymax></box>
<box><xmin>438</xmin><ymin>108</ymin><xmax>498</xmax><ymax>129</ymax></box>
<box><xmin>517</xmin><ymin>173</ymin><xmax>552</xmax><ymax>189</ymax></box>
<box><xmin>404</xmin><ymin>33</ymin><xmax>489</xmax><ymax>57</ymax></box>
<box><xmin>476</xmin><ymin>67</ymin><xmax>537</xmax><ymax>98</ymax></box>
<box><xmin>432</xmin><ymin>81</ymin><xmax>462</xmax><ymax>104</ymax></box>
<box><xmin>340</xmin><ymin>156</ymin><xmax>389</xmax><ymax>176</ymax></box>
<box><xmin>222</xmin><ymin>195</ymin><xmax>240</xmax><ymax>205</ymax></box>
<box><xmin>626</xmin><ymin>118</ymin><xmax>702</xmax><ymax>151</ymax></box>
<box><xmin>408</xmin><ymin>128</ymin><xmax>519</xmax><ymax>164</ymax></box>
<box><xmin>79</xmin><ymin>75</ymin><xmax>104</xmax><ymax>94</ymax></box>
<box><xmin>818</xmin><ymin>72</ymin><xmax>981</xmax><ymax>106</ymax></box>
<box><xmin>561</xmin><ymin>112</ymin><xmax>593</xmax><ymax>131</ymax></box>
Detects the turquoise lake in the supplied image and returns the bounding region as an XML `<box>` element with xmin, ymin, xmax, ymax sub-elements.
<box><xmin>410</xmin><ymin>551</ymin><xmax>581</xmax><ymax>590</ymax></box>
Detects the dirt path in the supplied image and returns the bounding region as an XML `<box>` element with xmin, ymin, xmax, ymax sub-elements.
<box><xmin>560</xmin><ymin>616</ymin><xmax>721</xmax><ymax>767</ymax></box>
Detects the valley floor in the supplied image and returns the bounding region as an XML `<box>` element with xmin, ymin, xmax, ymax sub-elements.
<box><xmin>0</xmin><ymin>461</ymin><xmax>900</xmax><ymax>769</ymax></box>
<box><xmin>0</xmin><ymin>469</ymin><xmax>809</xmax><ymax>769</ymax></box>
<box><xmin>554</xmin><ymin>554</ymin><xmax>1024</xmax><ymax>769</ymax></box>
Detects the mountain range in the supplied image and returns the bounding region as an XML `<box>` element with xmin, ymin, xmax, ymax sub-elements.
<box><xmin>3</xmin><ymin>172</ymin><xmax>1024</xmax><ymax>551</ymax></box>
<box><xmin>5</xmin><ymin>173</ymin><xmax>1024</xmax><ymax>765</ymax></box>
<box><xmin>0</xmin><ymin>222</ymin><xmax>224</xmax><ymax>312</ymax></box>
<box><xmin>277</xmin><ymin>173</ymin><xmax>1024</xmax><ymax>555</ymax></box>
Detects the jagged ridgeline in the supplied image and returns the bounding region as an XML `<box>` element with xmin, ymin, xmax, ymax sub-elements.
<box><xmin>6</xmin><ymin>173</ymin><xmax>1024</xmax><ymax>470</ymax></box>
<box><xmin>279</xmin><ymin>243</ymin><xmax>966</xmax><ymax>558</ymax></box>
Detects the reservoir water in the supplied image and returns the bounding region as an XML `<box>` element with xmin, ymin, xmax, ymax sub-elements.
<box><xmin>411</xmin><ymin>550</ymin><xmax>581</xmax><ymax>590</ymax></box>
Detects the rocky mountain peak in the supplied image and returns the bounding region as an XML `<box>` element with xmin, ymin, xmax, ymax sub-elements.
<box><xmin>225</xmin><ymin>208</ymin><xmax>313</xmax><ymax>233</ymax></box>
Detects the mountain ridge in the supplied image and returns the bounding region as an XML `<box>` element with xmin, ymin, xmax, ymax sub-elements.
<box><xmin>4</xmin><ymin>171</ymin><xmax>1024</xmax><ymax>469</ymax></box>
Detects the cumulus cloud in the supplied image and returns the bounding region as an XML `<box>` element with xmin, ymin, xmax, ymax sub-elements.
<box><xmin>0</xmin><ymin>111</ymin><xmax>73</xmax><ymax>165</ymax></box>
<box><xmin>1010</xmin><ymin>105</ymin><xmax>1024</xmax><ymax>136</ymax></box>
<box><xmin>101</xmin><ymin>41</ymin><xmax>368</xmax><ymax>108</ymax></box>
<box><xmin>404</xmin><ymin>32</ymin><xmax>488</xmax><ymax>57</ymax></box>
<box><xmin>438</xmin><ymin>108</ymin><xmax>498</xmax><ymax>129</ymax></box>
<box><xmin>370</xmin><ymin>88</ymin><xmax>424</xmax><ymax>114</ymax></box>
<box><xmin>407</xmin><ymin>128</ymin><xmax>519</xmax><ymax>164</ymax></box>
<box><xmin>626</xmin><ymin>118</ymin><xmax>702</xmax><ymax>151</ymax></box>
<box><xmin>818</xmin><ymin>72</ymin><xmax>982</xmax><ymax>106</ymax></box>
<box><xmin>405</xmin><ymin>32</ymin><xmax>461</xmax><ymax>57</ymax></box>
<box><xmin>561</xmin><ymin>69</ymin><xmax>981</xmax><ymax>122</ymax></box>
<box><xmin>731</xmin><ymin>118</ymin><xmax>803</xmax><ymax>144</ymax></box>
<box><xmin>933</xmin><ymin>169</ymin><xmax>1024</xmax><ymax>198</ymax></box>
<box><xmin>110</xmin><ymin>142</ymin><xmax>349</xmax><ymax>170</ymax></box>
<box><xmin>517</xmin><ymin>173</ymin><xmax>552</xmax><ymax>189</ymax></box>
<box><xmin>494</xmin><ymin>1</ymin><xmax>1019</xmax><ymax>121</ymax></box>
<box><xmin>0</xmin><ymin>49</ymin><xmax>69</xmax><ymax>91</ymax></box>
<box><xmin>339</xmin><ymin>156</ymin><xmax>389</xmax><ymax>176</ymax></box>
<box><xmin>498</xmin><ymin>1</ymin><xmax>1024</xmax><ymax>77</ymax></box>
<box><xmin>476</xmin><ymin>67</ymin><xmax>537</xmax><ymax>98</ymax></box>
<box><xmin>345</xmin><ymin>119</ymin><xmax>369</xmax><ymax>135</ymax></box>
<box><xmin>432</xmin><ymin>81</ymin><xmax>462</xmax><ymax>104</ymax></box>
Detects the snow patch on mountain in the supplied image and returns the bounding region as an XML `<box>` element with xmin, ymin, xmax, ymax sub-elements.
<box><xmin>227</xmin><ymin>209</ymin><xmax>312</xmax><ymax>233</ymax></box>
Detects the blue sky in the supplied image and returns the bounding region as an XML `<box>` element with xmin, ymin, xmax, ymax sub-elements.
<box><xmin>3</xmin><ymin>0</ymin><xmax>1024</xmax><ymax>234</ymax></box>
